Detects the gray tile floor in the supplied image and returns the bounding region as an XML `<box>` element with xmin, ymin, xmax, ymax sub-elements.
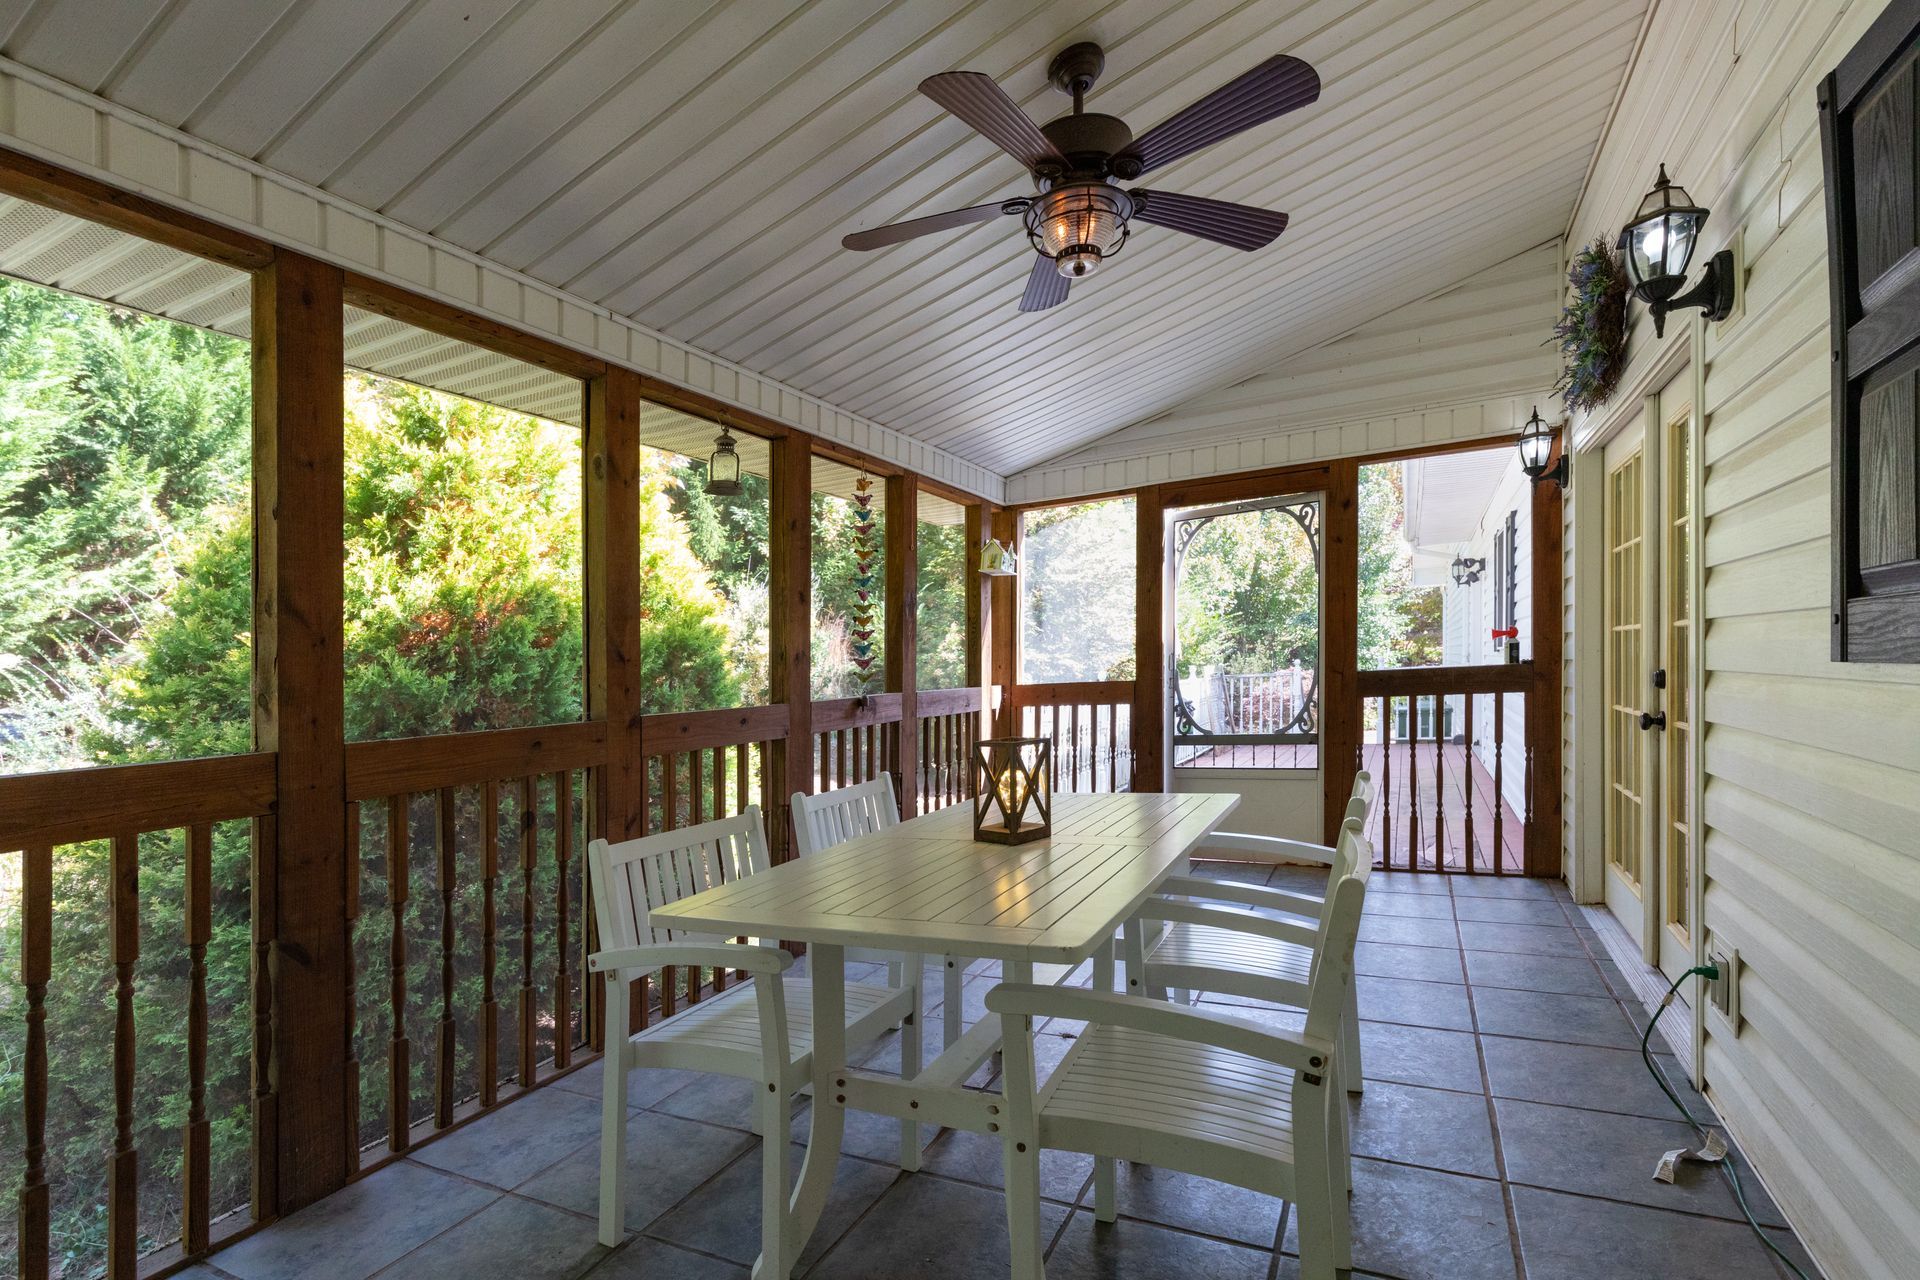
<box><xmin>185</xmin><ymin>868</ymin><xmax>1823</xmax><ymax>1280</ymax></box>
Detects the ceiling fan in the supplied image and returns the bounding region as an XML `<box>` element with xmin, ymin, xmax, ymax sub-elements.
<box><xmin>841</xmin><ymin>42</ymin><xmax>1320</xmax><ymax>312</ymax></box>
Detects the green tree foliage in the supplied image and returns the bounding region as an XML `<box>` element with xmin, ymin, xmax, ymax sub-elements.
<box><xmin>915</xmin><ymin>519</ymin><xmax>967</xmax><ymax>690</ymax></box>
<box><xmin>661</xmin><ymin>453</ymin><xmax>769</xmax><ymax>706</ymax></box>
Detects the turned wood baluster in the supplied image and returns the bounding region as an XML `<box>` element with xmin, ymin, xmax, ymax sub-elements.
<box><xmin>387</xmin><ymin>793</ymin><xmax>411</xmax><ymax>1151</ymax></box>
<box><xmin>434</xmin><ymin>789</ymin><xmax>457</xmax><ymax>1128</ymax></box>
<box><xmin>1378</xmin><ymin>697</ymin><xmax>1391</xmax><ymax>866</ymax></box>
<box><xmin>689</xmin><ymin>748</ymin><xmax>705</xmax><ymax>826</ymax></box>
<box><xmin>480</xmin><ymin>780</ymin><xmax>500</xmax><ymax>1108</ymax></box>
<box><xmin>1405</xmin><ymin>702</ymin><xmax>1419</xmax><ymax>871</ymax></box>
<box><xmin>1524</xmin><ymin>736</ymin><xmax>1537</xmax><ymax>878</ymax></box>
<box><xmin>19</xmin><ymin>842</ymin><xmax>51</xmax><ymax>1280</ymax></box>
<box><xmin>659</xmin><ymin>760</ymin><xmax>679</xmax><ymax>1020</ymax></box>
<box><xmin>1463</xmin><ymin>696</ymin><xmax>1477</xmax><ymax>874</ymax></box>
<box><xmin>1436</xmin><ymin>702</ymin><xmax>1443</xmax><ymax>871</ymax></box>
<box><xmin>554</xmin><ymin>770</ymin><xmax>574</xmax><ymax>1066</ymax></box>
<box><xmin>518</xmin><ymin>775</ymin><xmax>538</xmax><ymax>1085</ymax></box>
<box><xmin>109</xmin><ymin>832</ymin><xmax>138</xmax><ymax>1279</ymax></box>
<box><xmin>185</xmin><ymin>823</ymin><xmax>214</xmax><ymax>1248</ymax></box>
<box><xmin>1494</xmin><ymin>693</ymin><xmax>1507</xmax><ymax>876</ymax></box>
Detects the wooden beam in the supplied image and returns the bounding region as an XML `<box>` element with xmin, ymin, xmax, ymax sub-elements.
<box><xmin>0</xmin><ymin>753</ymin><xmax>275</xmax><ymax>850</ymax></box>
<box><xmin>887</xmin><ymin>474</ymin><xmax>919</xmax><ymax>815</ymax></box>
<box><xmin>346</xmin><ymin>275</ymin><xmax>607</xmax><ymax>381</ymax></box>
<box><xmin>640</xmin><ymin>705</ymin><xmax>791</xmax><ymax>756</ymax></box>
<box><xmin>964</xmin><ymin>503</ymin><xmax>990</xmax><ymax>690</ymax></box>
<box><xmin>989</xmin><ymin>508</ymin><xmax>1019</xmax><ymax>737</ymax></box>
<box><xmin>0</xmin><ymin>144</ymin><xmax>273</xmax><ymax>270</ymax></box>
<box><xmin>1527</xmin><ymin>442</ymin><xmax>1566</xmax><ymax>877</ymax></box>
<box><xmin>344</xmin><ymin>721</ymin><xmax>607</xmax><ymax>801</ymax></box>
<box><xmin>769</xmin><ymin>432</ymin><xmax>813</xmax><ymax>852</ymax></box>
<box><xmin>1133</xmin><ymin>486</ymin><xmax>1167</xmax><ymax>792</ymax></box>
<box><xmin>586</xmin><ymin>368</ymin><xmax>644</xmax><ymax>842</ymax></box>
<box><xmin>1321</xmin><ymin>459</ymin><xmax>1361</xmax><ymax>847</ymax></box>
<box><xmin>251</xmin><ymin>250</ymin><xmax>348</xmax><ymax>1213</ymax></box>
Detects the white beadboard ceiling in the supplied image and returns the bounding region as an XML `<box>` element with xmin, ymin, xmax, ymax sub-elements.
<box><xmin>0</xmin><ymin>0</ymin><xmax>1646</xmax><ymax>477</ymax></box>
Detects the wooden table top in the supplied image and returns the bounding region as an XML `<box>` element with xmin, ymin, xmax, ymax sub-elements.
<box><xmin>649</xmin><ymin>791</ymin><xmax>1240</xmax><ymax>963</ymax></box>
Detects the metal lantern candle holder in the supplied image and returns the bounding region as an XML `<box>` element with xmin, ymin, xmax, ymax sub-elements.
<box><xmin>972</xmin><ymin>737</ymin><xmax>1052</xmax><ymax>845</ymax></box>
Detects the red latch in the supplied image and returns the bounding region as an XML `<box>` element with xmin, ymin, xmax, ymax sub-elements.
<box><xmin>1490</xmin><ymin>626</ymin><xmax>1519</xmax><ymax>641</ymax></box>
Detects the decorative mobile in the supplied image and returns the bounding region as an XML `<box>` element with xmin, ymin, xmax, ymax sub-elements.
<box><xmin>850</xmin><ymin>472</ymin><xmax>879</xmax><ymax>700</ymax></box>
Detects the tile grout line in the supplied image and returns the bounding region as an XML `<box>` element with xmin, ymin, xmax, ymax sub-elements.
<box><xmin>1448</xmin><ymin>877</ymin><xmax>1532</xmax><ymax>1280</ymax></box>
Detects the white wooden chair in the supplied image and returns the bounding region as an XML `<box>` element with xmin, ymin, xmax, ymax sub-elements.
<box><xmin>1132</xmin><ymin>771</ymin><xmax>1378</xmax><ymax>1093</ymax></box>
<box><xmin>792</xmin><ymin>773</ymin><xmax>970</xmax><ymax>1049</ymax></box>
<box><xmin>587</xmin><ymin>807</ymin><xmax>920</xmax><ymax>1273</ymax></box>
<box><xmin>989</xmin><ymin>816</ymin><xmax>1373</xmax><ymax>1280</ymax></box>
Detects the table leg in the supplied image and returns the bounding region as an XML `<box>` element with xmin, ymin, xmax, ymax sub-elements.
<box><xmin>767</xmin><ymin>942</ymin><xmax>845</xmax><ymax>1280</ymax></box>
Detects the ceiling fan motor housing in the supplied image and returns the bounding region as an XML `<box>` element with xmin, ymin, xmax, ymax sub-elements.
<box><xmin>1038</xmin><ymin>113</ymin><xmax>1134</xmax><ymax>175</ymax></box>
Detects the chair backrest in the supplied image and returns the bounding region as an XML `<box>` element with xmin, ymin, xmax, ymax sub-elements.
<box><xmin>588</xmin><ymin>807</ymin><xmax>773</xmax><ymax>950</ymax></box>
<box><xmin>790</xmin><ymin>772</ymin><xmax>899</xmax><ymax>856</ymax></box>
<box><xmin>1304</xmin><ymin>817</ymin><xmax>1373</xmax><ymax>1045</ymax></box>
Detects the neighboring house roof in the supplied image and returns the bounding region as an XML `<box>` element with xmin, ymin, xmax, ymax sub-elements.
<box><xmin>1401</xmin><ymin>448</ymin><xmax>1518</xmax><ymax>585</ymax></box>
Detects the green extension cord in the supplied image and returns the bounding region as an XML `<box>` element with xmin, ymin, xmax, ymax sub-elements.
<box><xmin>1640</xmin><ymin>964</ymin><xmax>1811</xmax><ymax>1280</ymax></box>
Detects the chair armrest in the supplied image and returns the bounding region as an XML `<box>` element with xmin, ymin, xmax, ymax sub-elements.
<box><xmin>984</xmin><ymin>983</ymin><xmax>1334</xmax><ymax>1074</ymax></box>
<box><xmin>1199</xmin><ymin>831</ymin><xmax>1338</xmax><ymax>865</ymax></box>
<box><xmin>1156</xmin><ymin>875</ymin><xmax>1324</xmax><ymax>920</ymax></box>
<box><xmin>588</xmin><ymin>942</ymin><xmax>794</xmax><ymax>979</ymax></box>
<box><xmin>1137</xmin><ymin>898</ymin><xmax>1321</xmax><ymax>948</ymax></box>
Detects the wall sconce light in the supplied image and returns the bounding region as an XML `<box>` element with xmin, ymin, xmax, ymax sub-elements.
<box><xmin>706</xmin><ymin>425</ymin><xmax>743</xmax><ymax>496</ymax></box>
<box><xmin>1617</xmin><ymin>165</ymin><xmax>1735</xmax><ymax>338</ymax></box>
<box><xmin>978</xmin><ymin>536</ymin><xmax>1019</xmax><ymax>577</ymax></box>
<box><xmin>1519</xmin><ymin>407</ymin><xmax>1569</xmax><ymax>489</ymax></box>
<box><xmin>1451</xmin><ymin>555</ymin><xmax>1486</xmax><ymax>587</ymax></box>
<box><xmin>972</xmin><ymin>737</ymin><xmax>1051</xmax><ymax>844</ymax></box>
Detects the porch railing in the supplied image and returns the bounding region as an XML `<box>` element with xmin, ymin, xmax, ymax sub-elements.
<box><xmin>1011</xmin><ymin>680</ymin><xmax>1135</xmax><ymax>794</ymax></box>
<box><xmin>1356</xmin><ymin>665</ymin><xmax>1534</xmax><ymax>875</ymax></box>
<box><xmin>913</xmin><ymin>687</ymin><xmax>986</xmax><ymax>815</ymax></box>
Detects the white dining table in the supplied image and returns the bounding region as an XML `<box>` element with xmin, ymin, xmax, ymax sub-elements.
<box><xmin>648</xmin><ymin>789</ymin><xmax>1241</xmax><ymax>1279</ymax></box>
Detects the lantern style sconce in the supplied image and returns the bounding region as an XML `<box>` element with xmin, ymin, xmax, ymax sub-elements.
<box><xmin>1451</xmin><ymin>555</ymin><xmax>1485</xmax><ymax>587</ymax></box>
<box><xmin>706</xmin><ymin>426</ymin><xmax>743</xmax><ymax>496</ymax></box>
<box><xmin>972</xmin><ymin>737</ymin><xmax>1052</xmax><ymax>844</ymax></box>
<box><xmin>978</xmin><ymin>536</ymin><xmax>1019</xmax><ymax>577</ymax></box>
<box><xmin>1617</xmin><ymin>165</ymin><xmax>1735</xmax><ymax>338</ymax></box>
<box><xmin>1519</xmin><ymin>407</ymin><xmax>1569</xmax><ymax>490</ymax></box>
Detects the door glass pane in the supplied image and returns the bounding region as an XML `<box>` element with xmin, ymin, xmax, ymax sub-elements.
<box><xmin>1605</xmin><ymin>451</ymin><xmax>1644</xmax><ymax>886</ymax></box>
<box><xmin>1170</xmin><ymin>495</ymin><xmax>1320</xmax><ymax>770</ymax></box>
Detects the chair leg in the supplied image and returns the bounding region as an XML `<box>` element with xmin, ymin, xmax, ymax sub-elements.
<box><xmin>899</xmin><ymin>1001</ymin><xmax>922</xmax><ymax>1172</ymax></box>
<box><xmin>597</xmin><ymin>986</ymin><xmax>629</xmax><ymax>1249</ymax></box>
<box><xmin>944</xmin><ymin>957</ymin><xmax>963</xmax><ymax>1049</ymax></box>
<box><xmin>1004</xmin><ymin>1136</ymin><xmax>1046</xmax><ymax>1280</ymax></box>
<box><xmin>1093</xmin><ymin>1157</ymin><xmax>1117</xmax><ymax>1222</ymax></box>
<box><xmin>1343</xmin><ymin>979</ymin><xmax>1365</xmax><ymax>1095</ymax></box>
<box><xmin>758</xmin><ymin>1083</ymin><xmax>794</xmax><ymax>1280</ymax></box>
<box><xmin>1293</xmin><ymin>1082</ymin><xmax>1337</xmax><ymax>1280</ymax></box>
<box><xmin>888</xmin><ymin>959</ymin><xmax>905</xmax><ymax>1029</ymax></box>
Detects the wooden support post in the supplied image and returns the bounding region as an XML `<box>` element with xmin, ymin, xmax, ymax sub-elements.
<box><xmin>252</xmin><ymin>249</ymin><xmax>349</xmax><ymax>1213</ymax></box>
<box><xmin>989</xmin><ymin>508</ymin><xmax>1019</xmax><ymax>738</ymax></box>
<box><xmin>1133</xmin><ymin>486</ymin><xmax>1166</xmax><ymax>793</ymax></box>
<box><xmin>1527</xmin><ymin>441</ymin><xmax>1566</xmax><ymax>876</ymax></box>
<box><xmin>770</xmin><ymin>432</ymin><xmax>813</xmax><ymax>858</ymax></box>
<box><xmin>586</xmin><ymin>369</ymin><xmax>644</xmax><ymax>844</ymax></box>
<box><xmin>184</xmin><ymin>823</ymin><xmax>213</xmax><ymax>1252</ymax></box>
<box><xmin>887</xmin><ymin>474</ymin><xmax>919</xmax><ymax>816</ymax></box>
<box><xmin>19</xmin><ymin>843</ymin><xmax>50</xmax><ymax>1280</ymax></box>
<box><xmin>1322</xmin><ymin>459</ymin><xmax>1361</xmax><ymax>848</ymax></box>
<box><xmin>433</xmin><ymin>788</ymin><xmax>457</xmax><ymax>1129</ymax></box>
<box><xmin>108</xmin><ymin>833</ymin><xmax>138</xmax><ymax>1279</ymax></box>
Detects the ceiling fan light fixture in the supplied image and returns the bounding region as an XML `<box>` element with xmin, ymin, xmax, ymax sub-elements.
<box><xmin>1026</xmin><ymin>183</ymin><xmax>1132</xmax><ymax>278</ymax></box>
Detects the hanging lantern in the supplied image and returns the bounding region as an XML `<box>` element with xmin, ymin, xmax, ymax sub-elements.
<box><xmin>978</xmin><ymin>537</ymin><xmax>1018</xmax><ymax>577</ymax></box>
<box><xmin>1518</xmin><ymin>406</ymin><xmax>1569</xmax><ymax>489</ymax></box>
<box><xmin>706</xmin><ymin>427</ymin><xmax>743</xmax><ymax>496</ymax></box>
<box><xmin>1450</xmin><ymin>555</ymin><xmax>1485</xmax><ymax>587</ymax></box>
<box><xmin>972</xmin><ymin>737</ymin><xmax>1052</xmax><ymax>844</ymax></box>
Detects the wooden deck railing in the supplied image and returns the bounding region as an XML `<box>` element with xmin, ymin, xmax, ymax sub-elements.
<box><xmin>0</xmin><ymin>754</ymin><xmax>277</xmax><ymax>1278</ymax></box>
<box><xmin>811</xmin><ymin>694</ymin><xmax>902</xmax><ymax>796</ymax></box>
<box><xmin>1356</xmin><ymin>665</ymin><xmax>1534</xmax><ymax>875</ymax></box>
<box><xmin>343</xmin><ymin>722</ymin><xmax>605</xmax><ymax>1159</ymax></box>
<box><xmin>1010</xmin><ymin>680</ymin><xmax>1136</xmax><ymax>794</ymax></box>
<box><xmin>912</xmin><ymin>687</ymin><xmax>986</xmax><ymax>814</ymax></box>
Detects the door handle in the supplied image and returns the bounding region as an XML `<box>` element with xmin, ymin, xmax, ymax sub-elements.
<box><xmin>1638</xmin><ymin>710</ymin><xmax>1666</xmax><ymax>731</ymax></box>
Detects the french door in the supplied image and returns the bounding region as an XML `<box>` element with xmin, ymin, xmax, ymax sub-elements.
<box><xmin>1601</xmin><ymin>390</ymin><xmax>1696</xmax><ymax>981</ymax></box>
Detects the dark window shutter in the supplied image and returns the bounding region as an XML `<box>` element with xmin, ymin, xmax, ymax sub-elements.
<box><xmin>1822</xmin><ymin>0</ymin><xmax>1920</xmax><ymax>662</ymax></box>
<box><xmin>1505</xmin><ymin>509</ymin><xmax>1520</xmax><ymax>637</ymax></box>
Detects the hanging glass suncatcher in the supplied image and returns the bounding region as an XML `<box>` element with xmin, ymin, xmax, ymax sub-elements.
<box><xmin>850</xmin><ymin>472</ymin><xmax>879</xmax><ymax>699</ymax></box>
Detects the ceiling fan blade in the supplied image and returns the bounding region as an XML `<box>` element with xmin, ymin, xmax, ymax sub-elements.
<box><xmin>1116</xmin><ymin>55</ymin><xmax>1320</xmax><ymax>176</ymax></box>
<box><xmin>921</xmin><ymin>71</ymin><xmax>1067</xmax><ymax>171</ymax></box>
<box><xmin>842</xmin><ymin>201</ymin><xmax>1018</xmax><ymax>251</ymax></box>
<box><xmin>1018</xmin><ymin>254</ymin><xmax>1069</xmax><ymax>312</ymax></box>
<box><xmin>1131</xmin><ymin>190</ymin><xmax>1289</xmax><ymax>251</ymax></box>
